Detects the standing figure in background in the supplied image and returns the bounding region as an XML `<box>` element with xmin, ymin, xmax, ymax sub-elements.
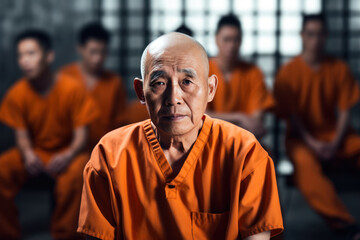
<box><xmin>59</xmin><ymin>22</ymin><xmax>127</xmax><ymax>149</ymax></box>
<box><xmin>207</xmin><ymin>14</ymin><xmax>275</xmax><ymax>140</ymax></box>
<box><xmin>274</xmin><ymin>14</ymin><xmax>360</xmax><ymax>239</ymax></box>
<box><xmin>0</xmin><ymin>30</ymin><xmax>98</xmax><ymax>240</ymax></box>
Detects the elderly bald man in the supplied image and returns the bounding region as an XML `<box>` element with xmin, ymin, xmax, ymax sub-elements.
<box><xmin>78</xmin><ymin>33</ymin><xmax>283</xmax><ymax>240</ymax></box>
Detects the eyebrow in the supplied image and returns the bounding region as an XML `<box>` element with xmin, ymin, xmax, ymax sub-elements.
<box><xmin>178</xmin><ymin>68</ymin><xmax>197</xmax><ymax>78</ymax></box>
<box><xmin>149</xmin><ymin>70</ymin><xmax>167</xmax><ymax>82</ymax></box>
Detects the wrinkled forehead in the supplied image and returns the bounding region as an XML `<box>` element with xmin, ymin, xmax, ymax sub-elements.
<box><xmin>144</xmin><ymin>45</ymin><xmax>208</xmax><ymax>79</ymax></box>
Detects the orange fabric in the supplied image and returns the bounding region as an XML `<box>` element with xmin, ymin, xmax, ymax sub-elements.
<box><xmin>274</xmin><ymin>56</ymin><xmax>360</xmax><ymax>227</ymax></box>
<box><xmin>286</xmin><ymin>138</ymin><xmax>359</xmax><ymax>227</ymax></box>
<box><xmin>59</xmin><ymin>63</ymin><xmax>127</xmax><ymax>148</ymax></box>
<box><xmin>0</xmin><ymin>77</ymin><xmax>98</xmax><ymax>158</ymax></box>
<box><xmin>0</xmin><ymin>76</ymin><xmax>98</xmax><ymax>239</ymax></box>
<box><xmin>0</xmin><ymin>148</ymin><xmax>89</xmax><ymax>240</ymax></box>
<box><xmin>125</xmin><ymin>100</ymin><xmax>149</xmax><ymax>124</ymax></box>
<box><xmin>274</xmin><ymin>56</ymin><xmax>360</xmax><ymax>141</ymax></box>
<box><xmin>207</xmin><ymin>58</ymin><xmax>275</xmax><ymax>114</ymax></box>
<box><xmin>78</xmin><ymin>116</ymin><xmax>283</xmax><ymax>239</ymax></box>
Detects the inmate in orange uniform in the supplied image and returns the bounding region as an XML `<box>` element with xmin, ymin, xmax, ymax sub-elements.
<box><xmin>207</xmin><ymin>58</ymin><xmax>274</xmax><ymax>114</ymax></box>
<box><xmin>59</xmin><ymin>63</ymin><xmax>127</xmax><ymax>149</ymax></box>
<box><xmin>78</xmin><ymin>116</ymin><xmax>283</xmax><ymax>239</ymax></box>
<box><xmin>0</xmin><ymin>76</ymin><xmax>98</xmax><ymax>239</ymax></box>
<box><xmin>274</xmin><ymin>56</ymin><xmax>360</xmax><ymax>226</ymax></box>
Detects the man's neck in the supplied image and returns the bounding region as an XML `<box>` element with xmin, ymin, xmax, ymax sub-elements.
<box><xmin>80</xmin><ymin>62</ymin><xmax>102</xmax><ymax>78</ymax></box>
<box><xmin>152</xmin><ymin>120</ymin><xmax>203</xmax><ymax>156</ymax></box>
<box><xmin>301</xmin><ymin>50</ymin><xmax>324</xmax><ymax>69</ymax></box>
<box><xmin>29</xmin><ymin>69</ymin><xmax>54</xmax><ymax>95</ymax></box>
<box><xmin>152</xmin><ymin>119</ymin><xmax>204</xmax><ymax>177</ymax></box>
<box><xmin>216</xmin><ymin>55</ymin><xmax>238</xmax><ymax>73</ymax></box>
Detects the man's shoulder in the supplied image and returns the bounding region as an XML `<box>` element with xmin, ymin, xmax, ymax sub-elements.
<box><xmin>56</xmin><ymin>73</ymin><xmax>85</xmax><ymax>94</ymax></box>
<box><xmin>324</xmin><ymin>56</ymin><xmax>348</xmax><ymax>70</ymax></box>
<box><xmin>209</xmin><ymin>117</ymin><xmax>259</xmax><ymax>146</ymax></box>
<box><xmin>2</xmin><ymin>78</ymin><xmax>28</xmax><ymax>101</ymax></box>
<box><xmin>98</xmin><ymin>120</ymin><xmax>149</xmax><ymax>149</ymax></box>
<box><xmin>58</xmin><ymin>62</ymin><xmax>79</xmax><ymax>76</ymax></box>
<box><xmin>279</xmin><ymin>56</ymin><xmax>302</xmax><ymax>72</ymax></box>
<box><xmin>209</xmin><ymin>117</ymin><xmax>270</xmax><ymax>176</ymax></box>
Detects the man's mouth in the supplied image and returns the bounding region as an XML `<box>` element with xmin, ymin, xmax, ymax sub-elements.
<box><xmin>161</xmin><ymin>114</ymin><xmax>186</xmax><ymax>121</ymax></box>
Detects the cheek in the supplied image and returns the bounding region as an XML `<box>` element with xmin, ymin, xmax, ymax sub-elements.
<box><xmin>144</xmin><ymin>91</ymin><xmax>162</xmax><ymax>112</ymax></box>
<box><xmin>186</xmin><ymin>87</ymin><xmax>208</xmax><ymax>112</ymax></box>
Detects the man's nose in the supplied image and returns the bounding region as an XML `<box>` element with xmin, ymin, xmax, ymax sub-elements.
<box><xmin>164</xmin><ymin>81</ymin><xmax>182</xmax><ymax>106</ymax></box>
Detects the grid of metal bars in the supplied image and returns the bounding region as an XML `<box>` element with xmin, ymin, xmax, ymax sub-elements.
<box><xmin>98</xmin><ymin>0</ymin><xmax>360</xmax><ymax>160</ymax></box>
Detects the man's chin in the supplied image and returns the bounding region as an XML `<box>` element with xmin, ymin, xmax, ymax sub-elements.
<box><xmin>156</xmin><ymin>123</ymin><xmax>190</xmax><ymax>137</ymax></box>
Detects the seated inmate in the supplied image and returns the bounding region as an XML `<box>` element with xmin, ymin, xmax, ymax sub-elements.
<box><xmin>59</xmin><ymin>22</ymin><xmax>127</xmax><ymax>149</ymax></box>
<box><xmin>0</xmin><ymin>30</ymin><xmax>98</xmax><ymax>240</ymax></box>
<box><xmin>274</xmin><ymin>14</ymin><xmax>360</xmax><ymax>239</ymax></box>
<box><xmin>207</xmin><ymin>14</ymin><xmax>275</xmax><ymax>140</ymax></box>
<box><xmin>78</xmin><ymin>33</ymin><xmax>283</xmax><ymax>240</ymax></box>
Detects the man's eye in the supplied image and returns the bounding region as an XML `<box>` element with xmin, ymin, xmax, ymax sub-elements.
<box><xmin>152</xmin><ymin>81</ymin><xmax>165</xmax><ymax>86</ymax></box>
<box><xmin>182</xmin><ymin>79</ymin><xmax>192</xmax><ymax>85</ymax></box>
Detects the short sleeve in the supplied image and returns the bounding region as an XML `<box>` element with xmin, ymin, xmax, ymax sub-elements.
<box><xmin>337</xmin><ymin>63</ymin><xmax>360</xmax><ymax>111</ymax></box>
<box><xmin>0</xmin><ymin>89</ymin><xmax>26</xmax><ymax>129</ymax></box>
<box><xmin>78</xmin><ymin>145</ymin><xmax>119</xmax><ymax>240</ymax></box>
<box><xmin>71</xmin><ymin>86</ymin><xmax>100</xmax><ymax>128</ymax></box>
<box><xmin>247</xmin><ymin>68</ymin><xmax>275</xmax><ymax>113</ymax></box>
<box><xmin>238</xmin><ymin>157</ymin><xmax>283</xmax><ymax>238</ymax></box>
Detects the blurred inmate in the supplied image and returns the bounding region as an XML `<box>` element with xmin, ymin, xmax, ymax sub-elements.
<box><xmin>274</xmin><ymin>14</ymin><xmax>360</xmax><ymax>239</ymax></box>
<box><xmin>207</xmin><ymin>15</ymin><xmax>274</xmax><ymax>140</ymax></box>
<box><xmin>59</xmin><ymin>22</ymin><xmax>127</xmax><ymax>150</ymax></box>
<box><xmin>78</xmin><ymin>33</ymin><xmax>283</xmax><ymax>240</ymax></box>
<box><xmin>0</xmin><ymin>30</ymin><xmax>98</xmax><ymax>240</ymax></box>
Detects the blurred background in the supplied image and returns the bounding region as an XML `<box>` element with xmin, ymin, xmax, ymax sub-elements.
<box><xmin>0</xmin><ymin>0</ymin><xmax>359</xmax><ymax>239</ymax></box>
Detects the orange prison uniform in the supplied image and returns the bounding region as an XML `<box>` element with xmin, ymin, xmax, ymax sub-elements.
<box><xmin>78</xmin><ymin>116</ymin><xmax>283</xmax><ymax>239</ymax></box>
<box><xmin>208</xmin><ymin>58</ymin><xmax>275</xmax><ymax>114</ymax></box>
<box><xmin>0</xmin><ymin>77</ymin><xmax>98</xmax><ymax>240</ymax></box>
<box><xmin>274</xmin><ymin>56</ymin><xmax>360</xmax><ymax>227</ymax></box>
<box><xmin>59</xmin><ymin>63</ymin><xmax>127</xmax><ymax>149</ymax></box>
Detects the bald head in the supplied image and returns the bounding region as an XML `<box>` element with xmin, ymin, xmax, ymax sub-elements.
<box><xmin>140</xmin><ymin>32</ymin><xmax>209</xmax><ymax>80</ymax></box>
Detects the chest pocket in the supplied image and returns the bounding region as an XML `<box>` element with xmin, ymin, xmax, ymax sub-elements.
<box><xmin>191</xmin><ymin>211</ymin><xmax>229</xmax><ymax>240</ymax></box>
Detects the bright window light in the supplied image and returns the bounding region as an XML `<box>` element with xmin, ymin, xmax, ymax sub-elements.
<box><xmin>281</xmin><ymin>0</ymin><xmax>301</xmax><ymax>12</ymax></box>
<box><xmin>234</xmin><ymin>0</ymin><xmax>254</xmax><ymax>13</ymax></box>
<box><xmin>241</xmin><ymin>34</ymin><xmax>254</xmax><ymax>55</ymax></box>
<box><xmin>257</xmin><ymin>34</ymin><xmax>276</xmax><ymax>54</ymax></box>
<box><xmin>280</xmin><ymin>34</ymin><xmax>301</xmax><ymax>55</ymax></box>
<box><xmin>210</xmin><ymin>0</ymin><xmax>230</xmax><ymax>14</ymax></box>
<box><xmin>280</xmin><ymin>14</ymin><xmax>302</xmax><ymax>32</ymax></box>
<box><xmin>257</xmin><ymin>0</ymin><xmax>277</xmax><ymax>12</ymax></box>
<box><xmin>304</xmin><ymin>0</ymin><xmax>321</xmax><ymax>13</ymax></box>
<box><xmin>257</xmin><ymin>15</ymin><xmax>276</xmax><ymax>32</ymax></box>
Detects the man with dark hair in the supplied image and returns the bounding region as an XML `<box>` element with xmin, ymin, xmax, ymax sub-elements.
<box><xmin>59</xmin><ymin>22</ymin><xmax>128</xmax><ymax>149</ymax></box>
<box><xmin>274</xmin><ymin>14</ymin><xmax>360</xmax><ymax>239</ymax></box>
<box><xmin>0</xmin><ymin>29</ymin><xmax>98</xmax><ymax>239</ymax></box>
<box><xmin>207</xmin><ymin>14</ymin><xmax>274</xmax><ymax>140</ymax></box>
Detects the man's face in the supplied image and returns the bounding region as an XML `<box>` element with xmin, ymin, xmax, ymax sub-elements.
<box><xmin>301</xmin><ymin>20</ymin><xmax>326</xmax><ymax>54</ymax></box>
<box><xmin>216</xmin><ymin>26</ymin><xmax>241</xmax><ymax>59</ymax></box>
<box><xmin>17</xmin><ymin>39</ymin><xmax>51</xmax><ymax>80</ymax></box>
<box><xmin>141</xmin><ymin>46</ymin><xmax>213</xmax><ymax>136</ymax></box>
<box><xmin>78</xmin><ymin>39</ymin><xmax>108</xmax><ymax>72</ymax></box>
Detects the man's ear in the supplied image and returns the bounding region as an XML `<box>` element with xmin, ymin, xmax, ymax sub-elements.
<box><xmin>134</xmin><ymin>78</ymin><xmax>146</xmax><ymax>104</ymax></box>
<box><xmin>207</xmin><ymin>74</ymin><xmax>218</xmax><ymax>102</ymax></box>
